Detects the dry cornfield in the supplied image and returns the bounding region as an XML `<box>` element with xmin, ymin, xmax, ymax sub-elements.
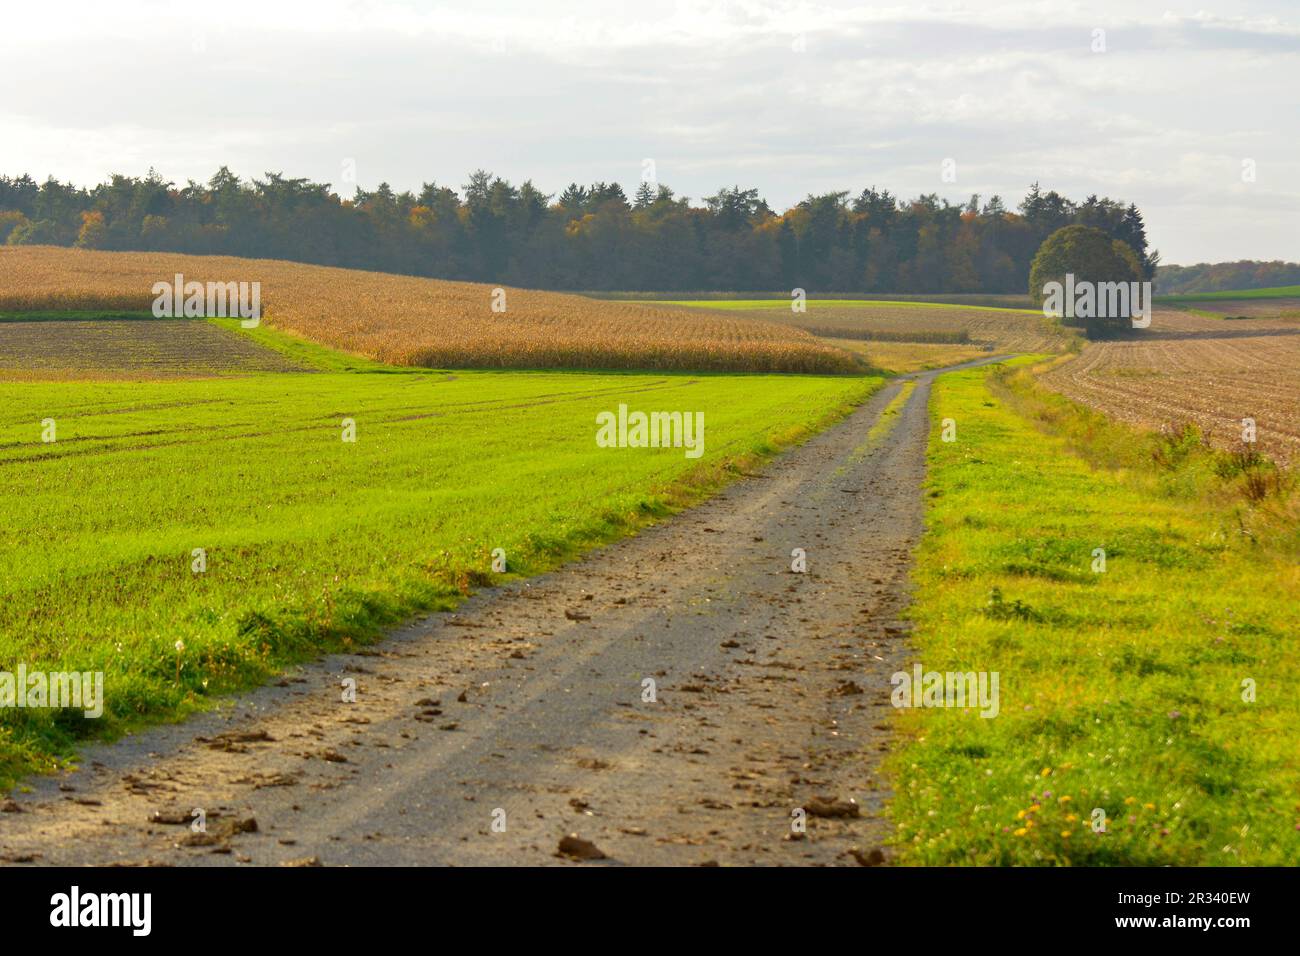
<box><xmin>819</xmin><ymin>338</ymin><xmax>992</xmax><ymax>373</ymax></box>
<box><xmin>1041</xmin><ymin>309</ymin><xmax>1300</xmax><ymax>464</ymax></box>
<box><xmin>0</xmin><ymin>247</ymin><xmax>858</xmax><ymax>374</ymax></box>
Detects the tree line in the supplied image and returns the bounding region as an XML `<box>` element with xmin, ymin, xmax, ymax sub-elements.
<box><xmin>1155</xmin><ymin>260</ymin><xmax>1300</xmax><ymax>295</ymax></box>
<box><xmin>0</xmin><ymin>169</ymin><xmax>1157</xmax><ymax>293</ymax></box>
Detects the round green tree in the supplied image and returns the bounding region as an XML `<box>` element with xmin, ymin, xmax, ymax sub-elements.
<box><xmin>1029</xmin><ymin>224</ymin><xmax>1144</xmax><ymax>337</ymax></box>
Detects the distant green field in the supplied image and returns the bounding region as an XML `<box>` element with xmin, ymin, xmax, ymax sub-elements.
<box><xmin>889</xmin><ymin>358</ymin><xmax>1300</xmax><ymax>865</ymax></box>
<box><xmin>0</xmin><ymin>329</ymin><xmax>881</xmax><ymax>783</ymax></box>
<box><xmin>1156</xmin><ymin>285</ymin><xmax>1300</xmax><ymax>303</ymax></box>
<box><xmin>621</xmin><ymin>286</ymin><xmax>1300</xmax><ymax>308</ymax></box>
<box><xmin>647</xmin><ymin>298</ymin><xmax>1041</xmax><ymax>315</ymax></box>
<box><xmin>588</xmin><ymin>291</ymin><xmax>1037</xmax><ymax>310</ymax></box>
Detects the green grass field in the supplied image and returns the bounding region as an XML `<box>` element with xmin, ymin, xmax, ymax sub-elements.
<box><xmin>888</xmin><ymin>358</ymin><xmax>1300</xmax><ymax>865</ymax></box>
<box><xmin>646</xmin><ymin>298</ymin><xmax>1041</xmax><ymax>314</ymax></box>
<box><xmin>588</xmin><ymin>291</ymin><xmax>1038</xmax><ymax>310</ymax></box>
<box><xmin>0</xmin><ymin>329</ymin><xmax>881</xmax><ymax>783</ymax></box>
<box><xmin>1156</xmin><ymin>285</ymin><xmax>1300</xmax><ymax>303</ymax></box>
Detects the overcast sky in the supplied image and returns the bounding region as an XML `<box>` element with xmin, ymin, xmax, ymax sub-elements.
<box><xmin>2</xmin><ymin>0</ymin><xmax>1296</xmax><ymax>264</ymax></box>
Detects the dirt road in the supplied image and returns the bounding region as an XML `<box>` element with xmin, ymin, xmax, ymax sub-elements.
<box><xmin>0</xmin><ymin>358</ymin><xmax>1004</xmax><ymax>866</ymax></box>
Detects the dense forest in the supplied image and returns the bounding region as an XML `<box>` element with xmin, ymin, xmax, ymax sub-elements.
<box><xmin>0</xmin><ymin>169</ymin><xmax>1157</xmax><ymax>294</ymax></box>
<box><xmin>1155</xmin><ymin>260</ymin><xmax>1300</xmax><ymax>295</ymax></box>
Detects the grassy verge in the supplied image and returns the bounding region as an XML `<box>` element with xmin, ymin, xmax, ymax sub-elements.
<box><xmin>0</xmin><ymin>362</ymin><xmax>881</xmax><ymax>786</ymax></box>
<box><xmin>865</xmin><ymin>381</ymin><xmax>917</xmax><ymax>445</ymax></box>
<box><xmin>209</xmin><ymin>317</ymin><xmax>395</xmax><ymax>372</ymax></box>
<box><xmin>886</xmin><ymin>357</ymin><xmax>1299</xmax><ymax>865</ymax></box>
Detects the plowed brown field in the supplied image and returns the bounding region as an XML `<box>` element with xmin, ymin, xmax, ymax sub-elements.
<box><xmin>1041</xmin><ymin>310</ymin><xmax>1300</xmax><ymax>464</ymax></box>
<box><xmin>1172</xmin><ymin>298</ymin><xmax>1300</xmax><ymax>319</ymax></box>
<box><xmin>0</xmin><ymin>319</ymin><xmax>305</xmax><ymax>379</ymax></box>
<box><xmin>0</xmin><ymin>247</ymin><xmax>856</xmax><ymax>373</ymax></box>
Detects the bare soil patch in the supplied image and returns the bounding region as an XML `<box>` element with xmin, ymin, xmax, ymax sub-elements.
<box><xmin>0</xmin><ymin>319</ymin><xmax>306</xmax><ymax>379</ymax></box>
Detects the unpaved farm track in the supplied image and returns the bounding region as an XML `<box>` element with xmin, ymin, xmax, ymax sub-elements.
<box><xmin>0</xmin><ymin>358</ymin><xmax>1005</xmax><ymax>867</ymax></box>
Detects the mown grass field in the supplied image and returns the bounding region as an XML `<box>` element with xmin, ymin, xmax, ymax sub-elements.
<box><xmin>1157</xmin><ymin>285</ymin><xmax>1300</xmax><ymax>303</ymax></box>
<box><xmin>597</xmin><ymin>291</ymin><xmax>1037</xmax><ymax>310</ymax></box>
<box><xmin>888</xmin><ymin>358</ymin><xmax>1299</xmax><ymax>865</ymax></box>
<box><xmin>649</xmin><ymin>298</ymin><xmax>1038</xmax><ymax>314</ymax></box>
<box><xmin>0</xmin><ymin>324</ymin><xmax>882</xmax><ymax>783</ymax></box>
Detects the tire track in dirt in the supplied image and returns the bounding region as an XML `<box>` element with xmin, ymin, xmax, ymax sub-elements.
<box><xmin>0</xmin><ymin>357</ymin><xmax>1007</xmax><ymax>867</ymax></box>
